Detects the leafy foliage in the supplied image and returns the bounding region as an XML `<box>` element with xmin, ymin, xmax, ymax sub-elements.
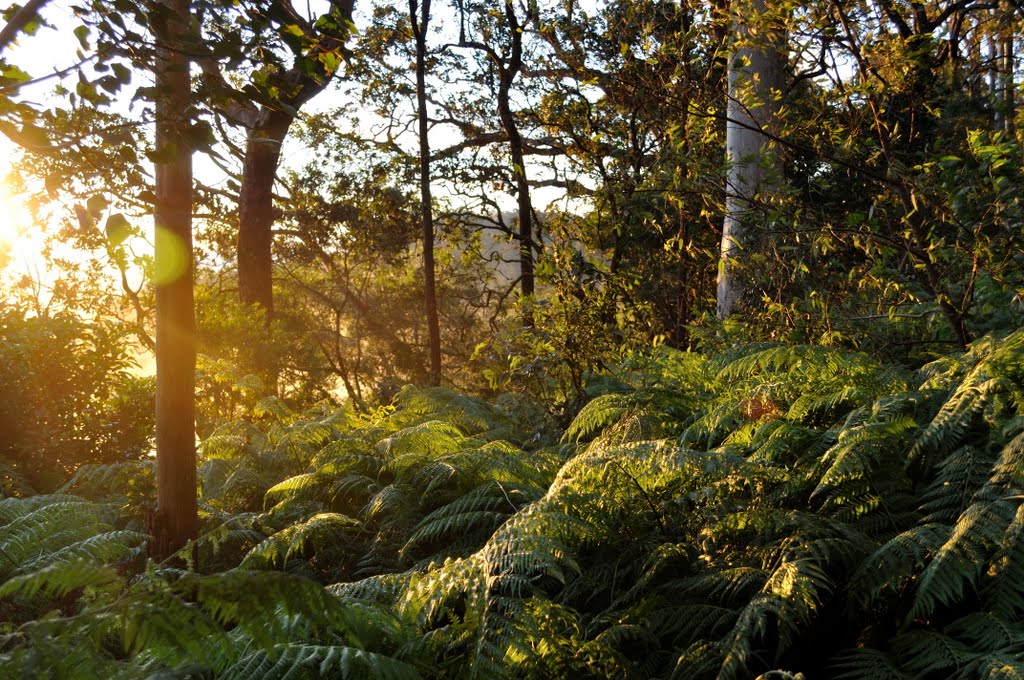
<box><xmin>2</xmin><ymin>334</ymin><xmax>1023</xmax><ymax>677</ymax></box>
<box><xmin>0</xmin><ymin>308</ymin><xmax>154</xmax><ymax>492</ymax></box>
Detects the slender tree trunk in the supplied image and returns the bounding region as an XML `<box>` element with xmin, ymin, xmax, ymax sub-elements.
<box><xmin>988</xmin><ymin>19</ymin><xmax>1006</xmax><ymax>131</ymax></box>
<box><xmin>412</xmin><ymin>0</ymin><xmax>442</xmax><ymax>386</ymax></box>
<box><xmin>497</xmin><ymin>0</ymin><xmax>535</xmax><ymax>325</ymax></box>
<box><xmin>0</xmin><ymin>0</ymin><xmax>50</xmax><ymax>51</ymax></box>
<box><xmin>152</xmin><ymin>0</ymin><xmax>197</xmax><ymax>559</ymax></box>
<box><xmin>966</xmin><ymin>15</ymin><xmax>983</xmax><ymax>98</ymax></box>
<box><xmin>717</xmin><ymin>0</ymin><xmax>786</xmax><ymax>320</ymax></box>
<box><xmin>999</xmin><ymin>3</ymin><xmax>1015</xmax><ymax>134</ymax></box>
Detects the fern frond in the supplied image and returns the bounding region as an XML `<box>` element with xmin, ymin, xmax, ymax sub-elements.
<box><xmin>402</xmin><ymin>481</ymin><xmax>540</xmax><ymax>559</ymax></box>
<box><xmin>563</xmin><ymin>392</ymin><xmax>632</xmax><ymax>443</ymax></box>
<box><xmin>311</xmin><ymin>438</ymin><xmax>382</xmax><ymax>472</ymax></box>
<box><xmin>199</xmin><ymin>419</ymin><xmax>269</xmax><ymax>460</ymax></box>
<box><xmin>641</xmin><ymin>603</ymin><xmax>738</xmax><ymax>645</ymax></box>
<box><xmin>400</xmin><ymin>556</ymin><xmax>483</xmax><ymax>630</ymax></box>
<box><xmin>787</xmin><ymin>385</ymin><xmax>867</xmax><ymax>426</ymax></box>
<box><xmin>718</xmin><ymin>558</ymin><xmax>833</xmax><ymax>680</ymax></box>
<box><xmin>909</xmin><ymin>499</ymin><xmax>1017</xmax><ymax>622</ymax></box>
<box><xmin>0</xmin><ymin>497</ymin><xmax>112</xmax><ymax>578</ymax></box>
<box><xmin>849</xmin><ymin>523</ymin><xmax>950</xmax><ymax>609</ymax></box>
<box><xmin>222</xmin><ymin>643</ymin><xmax>422</xmax><ymax>680</ymax></box>
<box><xmin>814</xmin><ymin>417</ymin><xmax>918</xmax><ymax>495</ymax></box>
<box><xmin>680</xmin><ymin>402</ymin><xmax>743</xmax><ymax>449</ymax></box>
<box><xmin>390</xmin><ymin>385</ymin><xmax>513</xmax><ymax>438</ymax></box>
<box><xmin>0</xmin><ymin>559</ymin><xmax>120</xmax><ymax>600</ymax></box>
<box><xmin>889</xmin><ymin>629</ymin><xmax>967</xmax><ymax>677</ymax></box>
<box><xmin>918</xmin><ymin>444</ymin><xmax>995</xmax><ymax>523</ymax></box>
<box><xmin>0</xmin><ymin>493</ymin><xmax>93</xmax><ymax>523</ymax></box>
<box><xmin>241</xmin><ymin>513</ymin><xmax>361</xmax><ymax>571</ymax></box>
<box><xmin>945</xmin><ymin>612</ymin><xmax>1024</xmax><ymax>653</ymax></box>
<box><xmin>329</xmin><ymin>572</ymin><xmax>416</xmax><ymax>607</ymax></box>
<box><xmin>254</xmin><ymin>395</ymin><xmax>295</xmax><ymax>421</ymax></box>
<box><xmin>811</xmin><ymin>416</ymin><xmax>918</xmax><ymax>512</ymax></box>
<box><xmin>18</xmin><ymin>529</ymin><xmax>147</xmax><ymax>574</ymax></box>
<box><xmin>60</xmin><ymin>461</ymin><xmax>155</xmax><ymax>506</ymax></box>
<box><xmin>670</xmin><ymin>639</ymin><xmax>725</xmax><ymax>679</ymax></box>
<box><xmin>909</xmin><ymin>371</ymin><xmax>1001</xmax><ymax>475</ymax></box>
<box><xmin>831</xmin><ymin>648</ymin><xmax>912</xmax><ymax>680</ymax></box>
<box><xmin>983</xmin><ymin>503</ymin><xmax>1024</xmax><ymax>617</ymax></box>
<box><xmin>265</xmin><ymin>472</ymin><xmax>332</xmax><ymax>509</ymax></box>
<box><xmin>377</xmin><ymin>421</ymin><xmax>467</xmax><ymax>461</ymax></box>
<box><xmin>750</xmin><ymin>420</ymin><xmax>836</xmax><ymax>467</ymax></box>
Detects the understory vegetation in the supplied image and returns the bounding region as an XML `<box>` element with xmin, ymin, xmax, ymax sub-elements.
<box><xmin>2</xmin><ymin>332</ymin><xmax>1023</xmax><ymax>679</ymax></box>
<box><xmin>4</xmin><ymin>1</ymin><xmax>1024</xmax><ymax>676</ymax></box>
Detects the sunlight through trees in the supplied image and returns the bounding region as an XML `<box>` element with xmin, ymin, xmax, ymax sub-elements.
<box><xmin>0</xmin><ymin>0</ymin><xmax>1022</xmax><ymax>676</ymax></box>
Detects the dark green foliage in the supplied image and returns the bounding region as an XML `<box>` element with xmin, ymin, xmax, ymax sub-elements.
<box><xmin>0</xmin><ymin>308</ymin><xmax>154</xmax><ymax>492</ymax></box>
<box><xmin>3</xmin><ymin>335</ymin><xmax>1024</xmax><ymax>677</ymax></box>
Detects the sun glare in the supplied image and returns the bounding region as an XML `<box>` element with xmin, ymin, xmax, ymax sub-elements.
<box><xmin>0</xmin><ymin>179</ymin><xmax>37</xmax><ymax>275</ymax></box>
<box><xmin>0</xmin><ymin>140</ymin><xmax>33</xmax><ymax>266</ymax></box>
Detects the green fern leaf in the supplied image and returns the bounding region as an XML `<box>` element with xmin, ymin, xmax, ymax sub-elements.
<box><xmin>223</xmin><ymin>643</ymin><xmax>422</xmax><ymax>680</ymax></box>
<box><xmin>0</xmin><ymin>558</ymin><xmax>120</xmax><ymax>600</ymax></box>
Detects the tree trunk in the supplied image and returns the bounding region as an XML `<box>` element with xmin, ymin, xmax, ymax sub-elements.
<box><xmin>412</xmin><ymin>0</ymin><xmax>442</xmax><ymax>386</ymax></box>
<box><xmin>717</xmin><ymin>0</ymin><xmax>786</xmax><ymax>321</ymax></box>
<box><xmin>229</xmin><ymin>0</ymin><xmax>356</xmax><ymax>323</ymax></box>
<box><xmin>990</xmin><ymin>24</ymin><xmax>1004</xmax><ymax>131</ymax></box>
<box><xmin>497</xmin><ymin>0</ymin><xmax>535</xmax><ymax>325</ymax></box>
<box><xmin>999</xmin><ymin>4</ymin><xmax>1015</xmax><ymax>134</ymax></box>
<box><xmin>237</xmin><ymin>110</ymin><xmax>293</xmax><ymax>318</ymax></box>
<box><xmin>152</xmin><ymin>0</ymin><xmax>197</xmax><ymax>559</ymax></box>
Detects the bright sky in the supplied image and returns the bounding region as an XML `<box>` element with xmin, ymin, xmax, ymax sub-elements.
<box><xmin>0</xmin><ymin>143</ymin><xmax>39</xmax><ymax>273</ymax></box>
<box><xmin>0</xmin><ymin>0</ymin><xmax>586</xmax><ymax>288</ymax></box>
<box><xmin>1</xmin><ymin>1</ymin><xmax>83</xmax><ymax>276</ymax></box>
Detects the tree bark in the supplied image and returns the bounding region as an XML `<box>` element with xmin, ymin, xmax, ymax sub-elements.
<box><xmin>411</xmin><ymin>0</ymin><xmax>442</xmax><ymax>386</ymax></box>
<box><xmin>999</xmin><ymin>3</ymin><xmax>1015</xmax><ymax>134</ymax></box>
<box><xmin>227</xmin><ymin>0</ymin><xmax>356</xmax><ymax>321</ymax></box>
<box><xmin>0</xmin><ymin>0</ymin><xmax>50</xmax><ymax>51</ymax></box>
<box><xmin>498</xmin><ymin>0</ymin><xmax>535</xmax><ymax>325</ymax></box>
<box><xmin>717</xmin><ymin>0</ymin><xmax>787</xmax><ymax>321</ymax></box>
<box><xmin>237</xmin><ymin>110</ymin><xmax>293</xmax><ymax>317</ymax></box>
<box><xmin>152</xmin><ymin>0</ymin><xmax>197</xmax><ymax>559</ymax></box>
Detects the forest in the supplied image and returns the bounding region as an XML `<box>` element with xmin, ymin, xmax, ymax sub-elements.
<box><xmin>1</xmin><ymin>0</ymin><xmax>1023</xmax><ymax>677</ymax></box>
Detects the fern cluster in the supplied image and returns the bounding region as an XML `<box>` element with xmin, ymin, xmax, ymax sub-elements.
<box><xmin>2</xmin><ymin>334</ymin><xmax>1024</xmax><ymax>678</ymax></box>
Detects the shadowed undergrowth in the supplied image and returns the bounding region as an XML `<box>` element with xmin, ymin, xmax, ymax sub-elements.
<box><xmin>2</xmin><ymin>333</ymin><xmax>1024</xmax><ymax>679</ymax></box>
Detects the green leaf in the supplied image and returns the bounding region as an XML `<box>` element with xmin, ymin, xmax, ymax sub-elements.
<box><xmin>87</xmin><ymin>194</ymin><xmax>108</xmax><ymax>217</ymax></box>
<box><xmin>0</xmin><ymin>63</ymin><xmax>31</xmax><ymax>86</ymax></box>
<box><xmin>74</xmin><ymin>25</ymin><xmax>90</xmax><ymax>49</ymax></box>
<box><xmin>104</xmin><ymin>213</ymin><xmax>132</xmax><ymax>246</ymax></box>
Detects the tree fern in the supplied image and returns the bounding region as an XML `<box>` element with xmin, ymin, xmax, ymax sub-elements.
<box><xmin>0</xmin><ymin>558</ymin><xmax>120</xmax><ymax>600</ymax></box>
<box><xmin>242</xmin><ymin>512</ymin><xmax>362</xmax><ymax>573</ymax></box>
<box><xmin>222</xmin><ymin>643</ymin><xmax>422</xmax><ymax>680</ymax></box>
<box><xmin>60</xmin><ymin>460</ymin><xmax>156</xmax><ymax>513</ymax></box>
<box><xmin>831</xmin><ymin>648</ymin><xmax>914</xmax><ymax>680</ymax></box>
<box><xmin>401</xmin><ymin>481</ymin><xmax>542</xmax><ymax>562</ymax></box>
<box><xmin>388</xmin><ymin>385</ymin><xmax>518</xmax><ymax>442</ymax></box>
<box><xmin>0</xmin><ymin>496</ymin><xmax>117</xmax><ymax>579</ymax></box>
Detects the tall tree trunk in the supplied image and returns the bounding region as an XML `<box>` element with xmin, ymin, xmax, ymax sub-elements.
<box><xmin>224</xmin><ymin>0</ymin><xmax>356</xmax><ymax>323</ymax></box>
<box><xmin>717</xmin><ymin>0</ymin><xmax>786</xmax><ymax>321</ymax></box>
<box><xmin>152</xmin><ymin>0</ymin><xmax>197</xmax><ymax>559</ymax></box>
<box><xmin>237</xmin><ymin>109</ymin><xmax>292</xmax><ymax>390</ymax></box>
<box><xmin>990</xmin><ymin>23</ymin><xmax>1004</xmax><ymax>130</ymax></box>
<box><xmin>455</xmin><ymin>1</ymin><xmax>535</xmax><ymax>326</ymax></box>
<box><xmin>497</xmin><ymin>0</ymin><xmax>535</xmax><ymax>325</ymax></box>
<box><xmin>237</xmin><ymin>110</ymin><xmax>293</xmax><ymax>318</ymax></box>
<box><xmin>411</xmin><ymin>0</ymin><xmax>442</xmax><ymax>386</ymax></box>
<box><xmin>999</xmin><ymin>3</ymin><xmax>1015</xmax><ymax>134</ymax></box>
